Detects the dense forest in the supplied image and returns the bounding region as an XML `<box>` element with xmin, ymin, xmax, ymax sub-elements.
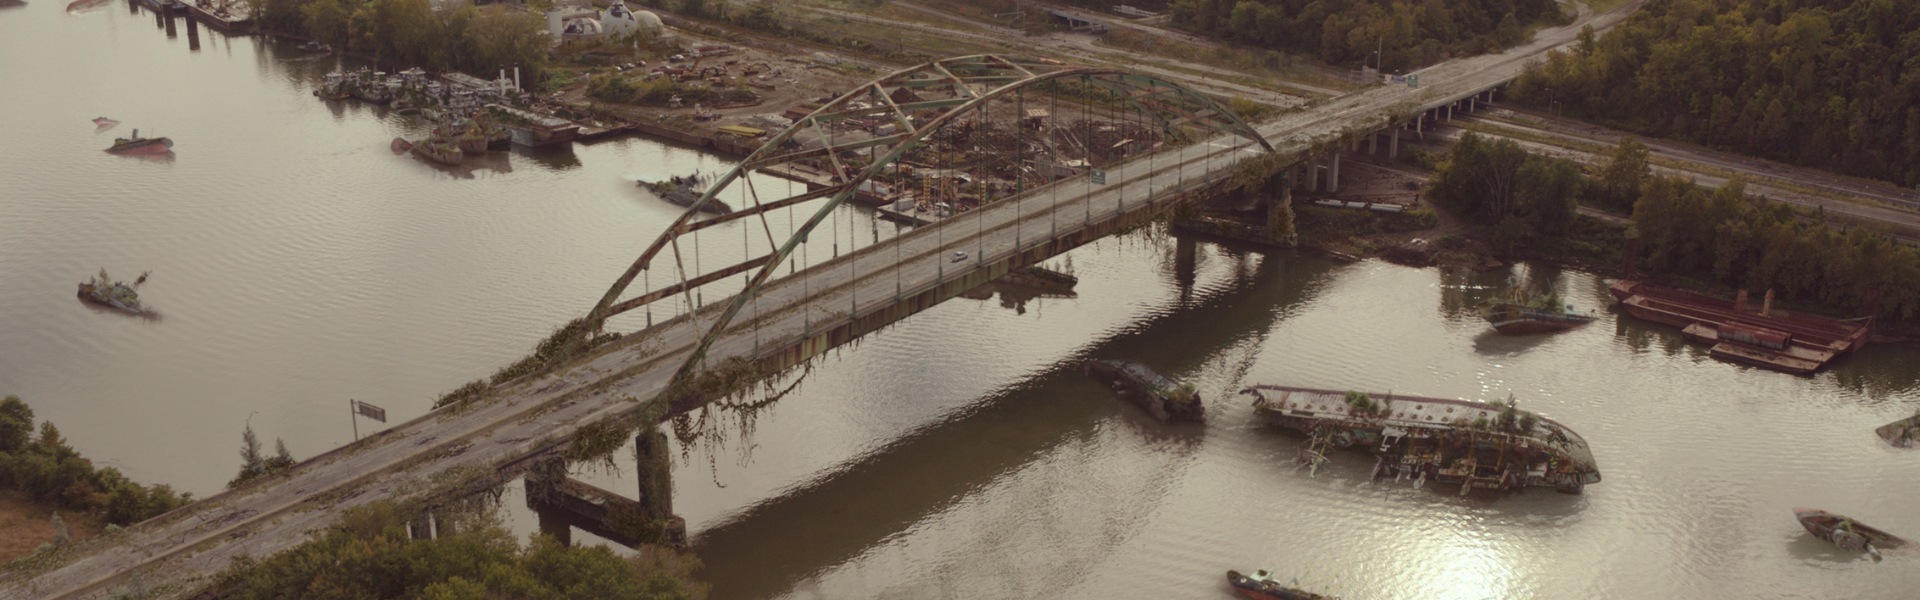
<box><xmin>1510</xmin><ymin>0</ymin><xmax>1920</xmax><ymax>186</ymax></box>
<box><xmin>1427</xmin><ymin>135</ymin><xmax>1920</xmax><ymax>321</ymax></box>
<box><xmin>0</xmin><ymin>396</ymin><xmax>191</xmax><ymax>529</ymax></box>
<box><xmin>246</xmin><ymin>0</ymin><xmax>549</xmax><ymax>78</ymax></box>
<box><xmin>1167</xmin><ymin>0</ymin><xmax>1568</xmax><ymax>70</ymax></box>
<box><xmin>213</xmin><ymin>501</ymin><xmax>707</xmax><ymax>599</ymax></box>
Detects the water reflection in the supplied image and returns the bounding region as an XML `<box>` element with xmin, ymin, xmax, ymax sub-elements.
<box><xmin>692</xmin><ymin>245</ymin><xmax>1340</xmax><ymax>599</ymax></box>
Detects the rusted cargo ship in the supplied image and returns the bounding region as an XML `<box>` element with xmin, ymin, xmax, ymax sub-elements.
<box><xmin>1082</xmin><ymin>359</ymin><xmax>1204</xmax><ymax>421</ymax></box>
<box><xmin>1609</xmin><ymin>280</ymin><xmax>1870</xmax><ymax>374</ymax></box>
<box><xmin>1245</xmin><ymin>385</ymin><xmax>1600</xmax><ymax>495</ymax></box>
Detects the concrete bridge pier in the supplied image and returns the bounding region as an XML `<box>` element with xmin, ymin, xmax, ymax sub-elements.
<box><xmin>1389</xmin><ymin>128</ymin><xmax>1401</xmax><ymax>160</ymax></box>
<box><xmin>1174</xmin><ymin>235</ymin><xmax>1198</xmax><ymax>302</ymax></box>
<box><xmin>523</xmin><ymin>431</ymin><xmax>686</xmax><ymax>549</ymax></box>
<box><xmin>1327</xmin><ymin>153</ymin><xmax>1341</xmax><ymax>193</ymax></box>
<box><xmin>1414</xmin><ymin>114</ymin><xmax>1424</xmax><ymax>140</ymax></box>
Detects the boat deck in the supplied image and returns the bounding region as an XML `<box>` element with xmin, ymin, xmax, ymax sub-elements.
<box><xmin>1245</xmin><ymin>385</ymin><xmax>1598</xmax><ymax>473</ymax></box>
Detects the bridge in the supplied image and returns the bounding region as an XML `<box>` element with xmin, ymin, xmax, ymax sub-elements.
<box><xmin>1</xmin><ymin>4</ymin><xmax>1639</xmax><ymax>597</ymax></box>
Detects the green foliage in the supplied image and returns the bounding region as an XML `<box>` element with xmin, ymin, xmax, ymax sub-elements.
<box><xmin>0</xmin><ymin>397</ymin><xmax>190</xmax><ymax>527</ymax></box>
<box><xmin>257</xmin><ymin>0</ymin><xmax>548</xmax><ymax>79</ymax></box>
<box><xmin>0</xmin><ymin>395</ymin><xmax>32</xmax><ymax>454</ymax></box>
<box><xmin>435</xmin><ymin>379</ymin><xmax>490</xmax><ymax>410</ymax></box>
<box><xmin>1588</xmin><ymin>138</ymin><xmax>1651</xmax><ymax>212</ymax></box>
<box><xmin>1511</xmin><ymin>0</ymin><xmax>1920</xmax><ymax>187</ymax></box>
<box><xmin>1168</xmin><ymin>0</ymin><xmax>1566</xmax><ymax>69</ymax></box>
<box><xmin>228</xmin><ymin>425</ymin><xmax>298</xmax><ymax>490</ymax></box>
<box><xmin>209</xmin><ymin>501</ymin><xmax>709</xmax><ymax>599</ymax></box>
<box><xmin>1429</xmin><ymin>132</ymin><xmax>1583</xmax><ymax>248</ymax></box>
<box><xmin>1630</xmin><ymin>172</ymin><xmax>1920</xmax><ymax>321</ymax></box>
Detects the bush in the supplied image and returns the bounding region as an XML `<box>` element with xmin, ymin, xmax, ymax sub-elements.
<box><xmin>0</xmin><ymin>397</ymin><xmax>191</xmax><ymax>526</ymax></box>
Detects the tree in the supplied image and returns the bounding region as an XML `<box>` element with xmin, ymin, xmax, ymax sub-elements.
<box><xmin>1592</xmin><ymin>138</ymin><xmax>1650</xmax><ymax>212</ymax></box>
<box><xmin>230</xmin><ymin>425</ymin><xmax>265</xmax><ymax>489</ymax></box>
<box><xmin>300</xmin><ymin>0</ymin><xmax>350</xmax><ymax>47</ymax></box>
<box><xmin>0</xmin><ymin>395</ymin><xmax>32</xmax><ymax>454</ymax></box>
<box><xmin>1515</xmin><ymin>155</ymin><xmax>1582</xmax><ymax>236</ymax></box>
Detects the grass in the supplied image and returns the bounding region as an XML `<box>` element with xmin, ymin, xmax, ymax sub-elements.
<box><xmin>0</xmin><ymin>490</ymin><xmax>102</xmax><ymax>564</ymax></box>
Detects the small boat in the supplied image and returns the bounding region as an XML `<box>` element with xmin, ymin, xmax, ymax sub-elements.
<box><xmin>1226</xmin><ymin>570</ymin><xmax>1329</xmax><ymax>600</ymax></box>
<box><xmin>641</xmin><ymin>173</ymin><xmax>731</xmax><ymax>214</ymax></box>
<box><xmin>296</xmin><ymin>40</ymin><xmax>331</xmax><ymax>53</ymax></box>
<box><xmin>105</xmin><ymin>129</ymin><xmax>174</xmax><ymax>155</ymax></box>
<box><xmin>92</xmin><ymin>116</ymin><xmax>119</xmax><ymax>129</ymax></box>
<box><xmin>1082</xmin><ymin>358</ymin><xmax>1204</xmax><ymax>421</ymax></box>
<box><xmin>1477</xmin><ymin>287</ymin><xmax>1595</xmax><ymax>334</ymax></box>
<box><xmin>410</xmin><ymin>137</ymin><xmax>464</xmax><ymax>166</ymax></box>
<box><xmin>77</xmin><ymin>269</ymin><xmax>149</xmax><ymax>314</ymax></box>
<box><xmin>1876</xmin><ymin>413</ymin><xmax>1920</xmax><ymax>448</ymax></box>
<box><xmin>1795</xmin><ymin>508</ymin><xmax>1907</xmax><ymax>560</ymax></box>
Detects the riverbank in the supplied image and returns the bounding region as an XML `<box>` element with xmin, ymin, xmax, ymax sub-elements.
<box><xmin>0</xmin><ymin>491</ymin><xmax>101</xmax><ymax>564</ymax></box>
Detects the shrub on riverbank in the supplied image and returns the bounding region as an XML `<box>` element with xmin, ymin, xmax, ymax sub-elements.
<box><xmin>209</xmin><ymin>501</ymin><xmax>707</xmax><ymax>599</ymax></box>
<box><xmin>0</xmin><ymin>396</ymin><xmax>190</xmax><ymax>528</ymax></box>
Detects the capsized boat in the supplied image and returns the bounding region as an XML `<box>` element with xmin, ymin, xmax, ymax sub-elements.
<box><xmin>1795</xmin><ymin>508</ymin><xmax>1906</xmax><ymax>560</ymax></box>
<box><xmin>1876</xmin><ymin>413</ymin><xmax>1920</xmax><ymax>448</ymax></box>
<box><xmin>1226</xmin><ymin>570</ymin><xmax>1329</xmax><ymax>600</ymax></box>
<box><xmin>105</xmin><ymin>129</ymin><xmax>173</xmax><ymax>155</ymax></box>
<box><xmin>410</xmin><ymin>137</ymin><xmax>464</xmax><ymax>166</ymax></box>
<box><xmin>92</xmin><ymin>116</ymin><xmax>119</xmax><ymax>130</ymax></box>
<box><xmin>641</xmin><ymin>173</ymin><xmax>731</xmax><ymax>214</ymax></box>
<box><xmin>1245</xmin><ymin>385</ymin><xmax>1601</xmax><ymax>494</ymax></box>
<box><xmin>1082</xmin><ymin>358</ymin><xmax>1204</xmax><ymax>421</ymax></box>
<box><xmin>1477</xmin><ymin>287</ymin><xmax>1595</xmax><ymax>334</ymax></box>
<box><xmin>77</xmin><ymin>269</ymin><xmax>148</xmax><ymax>313</ymax></box>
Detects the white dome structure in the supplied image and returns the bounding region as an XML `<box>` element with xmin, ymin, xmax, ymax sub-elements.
<box><xmin>601</xmin><ymin>1</ymin><xmax>639</xmax><ymax>37</ymax></box>
<box><xmin>633</xmin><ymin>9</ymin><xmax>665</xmax><ymax>36</ymax></box>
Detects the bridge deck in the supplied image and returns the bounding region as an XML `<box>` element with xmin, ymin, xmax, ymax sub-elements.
<box><xmin>1</xmin><ymin>3</ymin><xmax>1642</xmax><ymax>596</ymax></box>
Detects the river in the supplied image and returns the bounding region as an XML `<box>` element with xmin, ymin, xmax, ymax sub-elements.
<box><xmin>2</xmin><ymin>3</ymin><xmax>1918</xmax><ymax>599</ymax></box>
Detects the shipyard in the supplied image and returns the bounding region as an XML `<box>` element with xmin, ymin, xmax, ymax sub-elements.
<box><xmin>5</xmin><ymin>0</ymin><xmax>1920</xmax><ymax>598</ymax></box>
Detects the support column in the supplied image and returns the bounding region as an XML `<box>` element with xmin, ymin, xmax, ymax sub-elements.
<box><xmin>635</xmin><ymin>429</ymin><xmax>687</xmax><ymax>546</ymax></box>
<box><xmin>1389</xmin><ymin>128</ymin><xmax>1400</xmax><ymax>160</ymax></box>
<box><xmin>525</xmin><ymin>457</ymin><xmax>571</xmax><ymax>545</ymax></box>
<box><xmin>1174</xmin><ymin>235</ymin><xmax>1197</xmax><ymax>302</ymax></box>
<box><xmin>1368</xmin><ymin>132</ymin><xmax>1379</xmax><ymax>155</ymax></box>
<box><xmin>1328</xmin><ymin>153</ymin><xmax>1341</xmax><ymax>193</ymax></box>
<box><xmin>1445</xmin><ymin>104</ymin><xmax>1454</xmax><ymax>121</ymax></box>
<box><xmin>1415</xmin><ymin>115</ymin><xmax>1424</xmax><ymax>140</ymax></box>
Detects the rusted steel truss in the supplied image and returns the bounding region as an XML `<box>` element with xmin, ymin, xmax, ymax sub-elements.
<box><xmin>589</xmin><ymin>54</ymin><xmax>1271</xmax><ymax>381</ymax></box>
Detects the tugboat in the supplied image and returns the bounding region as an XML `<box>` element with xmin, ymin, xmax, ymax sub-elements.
<box><xmin>104</xmin><ymin>129</ymin><xmax>173</xmax><ymax>155</ymax></box>
<box><xmin>1477</xmin><ymin>287</ymin><xmax>1596</xmax><ymax>334</ymax></box>
<box><xmin>1245</xmin><ymin>385</ymin><xmax>1601</xmax><ymax>495</ymax></box>
<box><xmin>1226</xmin><ymin>570</ymin><xmax>1329</xmax><ymax>600</ymax></box>
<box><xmin>1082</xmin><ymin>358</ymin><xmax>1204</xmax><ymax>421</ymax></box>
<box><xmin>641</xmin><ymin>173</ymin><xmax>732</xmax><ymax>214</ymax></box>
<box><xmin>77</xmin><ymin>269</ymin><xmax>149</xmax><ymax>314</ymax></box>
<box><xmin>410</xmin><ymin>136</ymin><xmax>464</xmax><ymax>166</ymax></box>
<box><xmin>1794</xmin><ymin>508</ymin><xmax>1906</xmax><ymax>561</ymax></box>
<box><xmin>315</xmin><ymin>72</ymin><xmax>352</xmax><ymax>100</ymax></box>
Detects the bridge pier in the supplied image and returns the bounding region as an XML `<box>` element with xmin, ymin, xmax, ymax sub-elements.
<box><xmin>1174</xmin><ymin>235</ymin><xmax>1197</xmax><ymax>302</ymax></box>
<box><xmin>1327</xmin><ymin>153</ymin><xmax>1340</xmax><ymax>193</ymax></box>
<box><xmin>1415</xmin><ymin>114</ymin><xmax>1424</xmax><ymax>140</ymax></box>
<box><xmin>1389</xmin><ymin>128</ymin><xmax>1400</xmax><ymax>160</ymax></box>
<box><xmin>522</xmin><ymin>430</ymin><xmax>685</xmax><ymax>549</ymax></box>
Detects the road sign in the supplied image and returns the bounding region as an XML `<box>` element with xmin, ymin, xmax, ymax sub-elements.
<box><xmin>1407</xmin><ymin>75</ymin><xmax>1420</xmax><ymax>88</ymax></box>
<box><xmin>354</xmin><ymin>399</ymin><xmax>387</xmax><ymax>423</ymax></box>
<box><xmin>1091</xmin><ymin>169</ymin><xmax>1107</xmax><ymax>185</ymax></box>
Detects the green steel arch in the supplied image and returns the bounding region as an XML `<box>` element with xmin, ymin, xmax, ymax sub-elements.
<box><xmin>591</xmin><ymin>54</ymin><xmax>1272</xmax><ymax>379</ymax></box>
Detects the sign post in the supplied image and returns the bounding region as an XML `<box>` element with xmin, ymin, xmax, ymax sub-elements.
<box><xmin>1091</xmin><ymin>169</ymin><xmax>1107</xmax><ymax>185</ymax></box>
<box><xmin>349</xmin><ymin>399</ymin><xmax>388</xmax><ymax>441</ymax></box>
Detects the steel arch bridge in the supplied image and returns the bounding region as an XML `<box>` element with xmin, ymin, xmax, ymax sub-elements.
<box><xmin>590</xmin><ymin>54</ymin><xmax>1271</xmax><ymax>381</ymax></box>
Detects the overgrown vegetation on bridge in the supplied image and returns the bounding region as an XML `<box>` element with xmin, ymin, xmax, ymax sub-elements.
<box><xmin>435</xmin><ymin>318</ymin><xmax>623</xmax><ymax>410</ymax></box>
<box><xmin>0</xmin><ymin>396</ymin><xmax>190</xmax><ymax>531</ymax></box>
<box><xmin>1511</xmin><ymin>0</ymin><xmax>1920</xmax><ymax>187</ymax></box>
<box><xmin>208</xmin><ymin>500</ymin><xmax>707</xmax><ymax>599</ymax></box>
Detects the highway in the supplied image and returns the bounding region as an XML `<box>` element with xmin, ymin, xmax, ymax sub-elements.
<box><xmin>0</xmin><ymin>3</ymin><xmax>1645</xmax><ymax>597</ymax></box>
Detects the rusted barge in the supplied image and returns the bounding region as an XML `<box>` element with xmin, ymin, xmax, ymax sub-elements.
<box><xmin>1244</xmin><ymin>385</ymin><xmax>1600</xmax><ymax>495</ymax></box>
<box><xmin>1082</xmin><ymin>359</ymin><xmax>1203</xmax><ymax>421</ymax></box>
<box><xmin>1609</xmin><ymin>280</ymin><xmax>1870</xmax><ymax>374</ymax></box>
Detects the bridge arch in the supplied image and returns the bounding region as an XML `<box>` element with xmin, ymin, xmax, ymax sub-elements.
<box><xmin>590</xmin><ymin>54</ymin><xmax>1271</xmax><ymax>379</ymax></box>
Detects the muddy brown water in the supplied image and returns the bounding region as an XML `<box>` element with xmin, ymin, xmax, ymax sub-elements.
<box><xmin>3</xmin><ymin>4</ymin><xmax>1919</xmax><ymax>598</ymax></box>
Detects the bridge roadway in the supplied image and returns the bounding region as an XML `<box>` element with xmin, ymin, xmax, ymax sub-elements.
<box><xmin>1</xmin><ymin>5</ymin><xmax>1641</xmax><ymax>598</ymax></box>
